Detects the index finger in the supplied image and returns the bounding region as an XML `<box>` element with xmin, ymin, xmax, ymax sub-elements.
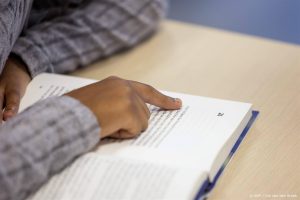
<box><xmin>129</xmin><ymin>81</ymin><xmax>182</xmax><ymax>110</ymax></box>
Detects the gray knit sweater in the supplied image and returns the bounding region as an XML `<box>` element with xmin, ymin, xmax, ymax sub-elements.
<box><xmin>0</xmin><ymin>0</ymin><xmax>167</xmax><ymax>199</ymax></box>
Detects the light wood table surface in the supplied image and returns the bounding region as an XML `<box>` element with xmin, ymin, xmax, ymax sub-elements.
<box><xmin>73</xmin><ymin>20</ymin><xmax>300</xmax><ymax>199</ymax></box>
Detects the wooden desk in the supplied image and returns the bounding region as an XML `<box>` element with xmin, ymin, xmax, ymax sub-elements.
<box><xmin>73</xmin><ymin>20</ymin><xmax>300</xmax><ymax>199</ymax></box>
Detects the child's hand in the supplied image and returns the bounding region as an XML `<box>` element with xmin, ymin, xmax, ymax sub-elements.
<box><xmin>66</xmin><ymin>76</ymin><xmax>182</xmax><ymax>139</ymax></box>
<box><xmin>0</xmin><ymin>55</ymin><xmax>31</xmax><ymax>121</ymax></box>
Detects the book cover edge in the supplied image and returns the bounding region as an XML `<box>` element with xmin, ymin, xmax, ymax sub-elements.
<box><xmin>194</xmin><ymin>110</ymin><xmax>259</xmax><ymax>200</ymax></box>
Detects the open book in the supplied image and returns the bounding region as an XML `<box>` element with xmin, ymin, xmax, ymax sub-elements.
<box><xmin>20</xmin><ymin>73</ymin><xmax>258</xmax><ymax>200</ymax></box>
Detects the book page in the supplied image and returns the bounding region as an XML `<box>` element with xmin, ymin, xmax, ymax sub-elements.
<box><xmin>27</xmin><ymin>154</ymin><xmax>207</xmax><ymax>200</ymax></box>
<box><xmin>19</xmin><ymin>73</ymin><xmax>96</xmax><ymax>112</ymax></box>
<box><xmin>20</xmin><ymin>73</ymin><xmax>252</xmax><ymax>189</ymax></box>
<box><xmin>95</xmin><ymin>92</ymin><xmax>252</xmax><ymax>176</ymax></box>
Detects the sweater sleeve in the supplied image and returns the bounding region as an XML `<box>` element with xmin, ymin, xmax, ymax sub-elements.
<box><xmin>0</xmin><ymin>0</ymin><xmax>33</xmax><ymax>72</ymax></box>
<box><xmin>0</xmin><ymin>96</ymin><xmax>101</xmax><ymax>200</ymax></box>
<box><xmin>0</xmin><ymin>0</ymin><xmax>9</xmax><ymax>8</ymax></box>
<box><xmin>11</xmin><ymin>0</ymin><xmax>168</xmax><ymax>77</ymax></box>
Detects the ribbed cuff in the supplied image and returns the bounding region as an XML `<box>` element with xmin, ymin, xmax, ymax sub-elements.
<box><xmin>11</xmin><ymin>37</ymin><xmax>54</xmax><ymax>78</ymax></box>
<box><xmin>51</xmin><ymin>95</ymin><xmax>101</xmax><ymax>149</ymax></box>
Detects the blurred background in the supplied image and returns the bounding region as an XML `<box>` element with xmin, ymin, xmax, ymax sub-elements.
<box><xmin>168</xmin><ymin>0</ymin><xmax>300</xmax><ymax>45</ymax></box>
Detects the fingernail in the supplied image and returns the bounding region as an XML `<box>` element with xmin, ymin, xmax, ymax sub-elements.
<box><xmin>5</xmin><ymin>107</ymin><xmax>17</xmax><ymax>112</ymax></box>
<box><xmin>3</xmin><ymin>111</ymin><xmax>14</xmax><ymax>120</ymax></box>
<box><xmin>174</xmin><ymin>98</ymin><xmax>182</xmax><ymax>105</ymax></box>
<box><xmin>4</xmin><ymin>110</ymin><xmax>15</xmax><ymax>115</ymax></box>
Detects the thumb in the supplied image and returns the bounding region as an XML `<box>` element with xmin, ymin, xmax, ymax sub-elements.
<box><xmin>0</xmin><ymin>88</ymin><xmax>4</xmax><ymax>122</ymax></box>
<box><xmin>109</xmin><ymin>129</ymin><xmax>140</xmax><ymax>139</ymax></box>
<box><xmin>3</xmin><ymin>89</ymin><xmax>21</xmax><ymax>121</ymax></box>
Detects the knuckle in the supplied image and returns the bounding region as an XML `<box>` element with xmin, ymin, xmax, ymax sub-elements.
<box><xmin>123</xmin><ymin>98</ymin><xmax>134</xmax><ymax>114</ymax></box>
<box><xmin>107</xmin><ymin>75</ymin><xmax>121</xmax><ymax>80</ymax></box>
<box><xmin>121</xmin><ymin>84</ymin><xmax>133</xmax><ymax>96</ymax></box>
<box><xmin>109</xmin><ymin>77</ymin><xmax>131</xmax><ymax>93</ymax></box>
<box><xmin>146</xmin><ymin>84</ymin><xmax>156</xmax><ymax>94</ymax></box>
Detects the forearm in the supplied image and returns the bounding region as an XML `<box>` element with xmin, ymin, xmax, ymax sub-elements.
<box><xmin>0</xmin><ymin>96</ymin><xmax>100</xmax><ymax>200</ymax></box>
<box><xmin>11</xmin><ymin>0</ymin><xmax>168</xmax><ymax>77</ymax></box>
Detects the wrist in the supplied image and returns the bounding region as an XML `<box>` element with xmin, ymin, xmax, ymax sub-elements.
<box><xmin>8</xmin><ymin>53</ymin><xmax>32</xmax><ymax>79</ymax></box>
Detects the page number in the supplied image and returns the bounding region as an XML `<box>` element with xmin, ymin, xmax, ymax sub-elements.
<box><xmin>217</xmin><ymin>113</ymin><xmax>224</xmax><ymax>117</ymax></box>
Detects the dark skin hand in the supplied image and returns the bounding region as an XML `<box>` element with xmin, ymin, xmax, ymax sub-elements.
<box><xmin>0</xmin><ymin>56</ymin><xmax>31</xmax><ymax>122</ymax></box>
<box><xmin>0</xmin><ymin>59</ymin><xmax>181</xmax><ymax>140</ymax></box>
<box><xmin>66</xmin><ymin>76</ymin><xmax>182</xmax><ymax>139</ymax></box>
